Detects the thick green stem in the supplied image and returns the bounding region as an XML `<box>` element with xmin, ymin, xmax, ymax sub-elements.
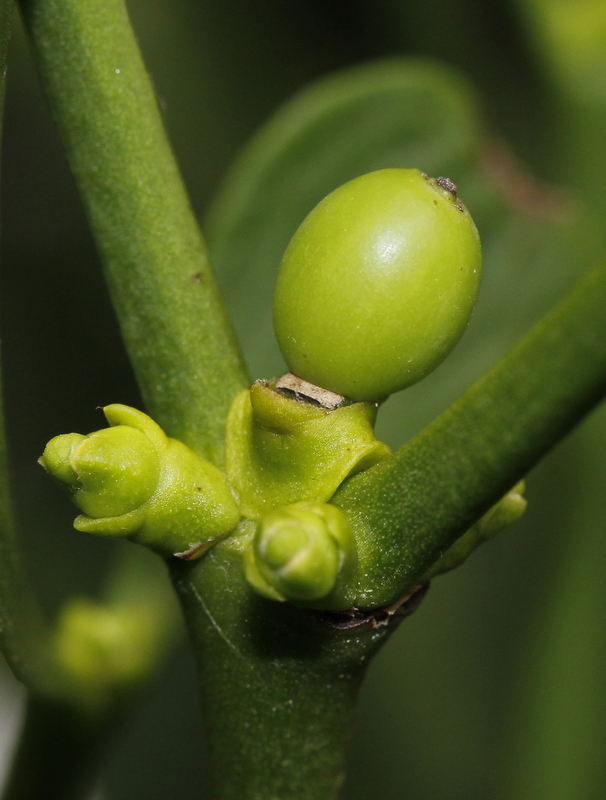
<box><xmin>172</xmin><ymin>530</ymin><xmax>402</xmax><ymax>800</ymax></box>
<box><xmin>19</xmin><ymin>0</ymin><xmax>248</xmax><ymax>464</ymax></box>
<box><xmin>334</xmin><ymin>260</ymin><xmax>606</xmax><ymax>607</ymax></box>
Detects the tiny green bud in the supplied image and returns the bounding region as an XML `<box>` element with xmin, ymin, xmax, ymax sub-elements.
<box><xmin>45</xmin><ymin>426</ymin><xmax>161</xmax><ymax>518</ymax></box>
<box><xmin>53</xmin><ymin>597</ymin><xmax>159</xmax><ymax>709</ymax></box>
<box><xmin>40</xmin><ymin>405</ymin><xmax>240</xmax><ymax>559</ymax></box>
<box><xmin>244</xmin><ymin>502</ymin><xmax>357</xmax><ymax>610</ymax></box>
<box><xmin>40</xmin><ymin>433</ymin><xmax>86</xmax><ymax>486</ymax></box>
<box><xmin>273</xmin><ymin>168</ymin><xmax>482</xmax><ymax>401</ymax></box>
<box><xmin>424</xmin><ymin>481</ymin><xmax>527</xmax><ymax>579</ymax></box>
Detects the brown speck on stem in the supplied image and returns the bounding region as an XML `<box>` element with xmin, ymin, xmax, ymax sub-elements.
<box><xmin>191</xmin><ymin>272</ymin><xmax>204</xmax><ymax>283</ymax></box>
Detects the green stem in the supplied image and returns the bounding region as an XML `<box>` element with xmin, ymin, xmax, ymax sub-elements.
<box><xmin>172</xmin><ymin>530</ymin><xmax>402</xmax><ymax>800</ymax></box>
<box><xmin>18</xmin><ymin>0</ymin><xmax>248</xmax><ymax>464</ymax></box>
<box><xmin>334</xmin><ymin>260</ymin><xmax>606</xmax><ymax>608</ymax></box>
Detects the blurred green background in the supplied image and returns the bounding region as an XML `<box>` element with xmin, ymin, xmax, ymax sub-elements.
<box><xmin>2</xmin><ymin>0</ymin><xmax>606</xmax><ymax>797</ymax></box>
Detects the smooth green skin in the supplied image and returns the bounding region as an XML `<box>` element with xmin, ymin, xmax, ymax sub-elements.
<box><xmin>225</xmin><ymin>383</ymin><xmax>390</xmax><ymax>519</ymax></box>
<box><xmin>40</xmin><ymin>404</ymin><xmax>239</xmax><ymax>558</ymax></box>
<box><xmin>274</xmin><ymin>168</ymin><xmax>481</xmax><ymax>401</ymax></box>
<box><xmin>245</xmin><ymin>501</ymin><xmax>358</xmax><ymax>609</ymax></box>
<box><xmin>205</xmin><ymin>59</ymin><xmax>482</xmax><ymax>385</ymax></box>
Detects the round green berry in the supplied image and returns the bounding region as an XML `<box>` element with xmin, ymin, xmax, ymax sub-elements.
<box><xmin>273</xmin><ymin>168</ymin><xmax>481</xmax><ymax>401</ymax></box>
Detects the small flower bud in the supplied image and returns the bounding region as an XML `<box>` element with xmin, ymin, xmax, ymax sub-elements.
<box><xmin>40</xmin><ymin>404</ymin><xmax>240</xmax><ymax>559</ymax></box>
<box><xmin>41</xmin><ymin>432</ymin><xmax>86</xmax><ymax>486</ymax></box>
<box><xmin>43</xmin><ymin>426</ymin><xmax>161</xmax><ymax>518</ymax></box>
<box><xmin>424</xmin><ymin>481</ymin><xmax>527</xmax><ymax>579</ymax></box>
<box><xmin>244</xmin><ymin>502</ymin><xmax>357</xmax><ymax>610</ymax></box>
<box><xmin>52</xmin><ymin>598</ymin><xmax>160</xmax><ymax>708</ymax></box>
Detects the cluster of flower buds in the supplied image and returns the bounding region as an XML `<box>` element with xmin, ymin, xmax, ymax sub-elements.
<box><xmin>40</xmin><ymin>170</ymin><xmax>527</xmax><ymax>611</ymax></box>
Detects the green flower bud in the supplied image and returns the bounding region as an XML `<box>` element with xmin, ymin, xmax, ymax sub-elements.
<box><xmin>244</xmin><ymin>502</ymin><xmax>357</xmax><ymax>610</ymax></box>
<box><xmin>53</xmin><ymin>597</ymin><xmax>159</xmax><ymax>709</ymax></box>
<box><xmin>41</xmin><ymin>432</ymin><xmax>86</xmax><ymax>486</ymax></box>
<box><xmin>273</xmin><ymin>168</ymin><xmax>482</xmax><ymax>401</ymax></box>
<box><xmin>424</xmin><ymin>481</ymin><xmax>527</xmax><ymax>579</ymax></box>
<box><xmin>40</xmin><ymin>404</ymin><xmax>240</xmax><ymax>559</ymax></box>
<box><xmin>44</xmin><ymin>426</ymin><xmax>161</xmax><ymax>518</ymax></box>
<box><xmin>226</xmin><ymin>382</ymin><xmax>390</xmax><ymax>520</ymax></box>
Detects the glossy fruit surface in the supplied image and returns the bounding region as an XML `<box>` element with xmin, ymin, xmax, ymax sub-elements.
<box><xmin>273</xmin><ymin>168</ymin><xmax>481</xmax><ymax>401</ymax></box>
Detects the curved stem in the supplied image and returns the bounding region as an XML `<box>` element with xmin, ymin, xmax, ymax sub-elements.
<box><xmin>334</xmin><ymin>260</ymin><xmax>606</xmax><ymax>608</ymax></box>
<box><xmin>18</xmin><ymin>0</ymin><xmax>248</xmax><ymax>464</ymax></box>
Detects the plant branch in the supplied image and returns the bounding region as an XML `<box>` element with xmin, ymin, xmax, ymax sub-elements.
<box><xmin>18</xmin><ymin>0</ymin><xmax>248</xmax><ymax>464</ymax></box>
<box><xmin>334</xmin><ymin>260</ymin><xmax>606</xmax><ymax>608</ymax></box>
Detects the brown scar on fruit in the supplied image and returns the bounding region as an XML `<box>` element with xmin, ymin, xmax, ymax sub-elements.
<box><xmin>436</xmin><ymin>176</ymin><xmax>458</xmax><ymax>195</ymax></box>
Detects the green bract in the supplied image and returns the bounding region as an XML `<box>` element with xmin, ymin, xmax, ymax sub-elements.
<box><xmin>40</xmin><ymin>404</ymin><xmax>239</xmax><ymax>559</ymax></box>
<box><xmin>273</xmin><ymin>168</ymin><xmax>482</xmax><ymax>401</ymax></box>
<box><xmin>225</xmin><ymin>381</ymin><xmax>390</xmax><ymax>519</ymax></box>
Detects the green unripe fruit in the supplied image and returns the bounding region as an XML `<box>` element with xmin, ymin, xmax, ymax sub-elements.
<box><xmin>273</xmin><ymin>168</ymin><xmax>482</xmax><ymax>401</ymax></box>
